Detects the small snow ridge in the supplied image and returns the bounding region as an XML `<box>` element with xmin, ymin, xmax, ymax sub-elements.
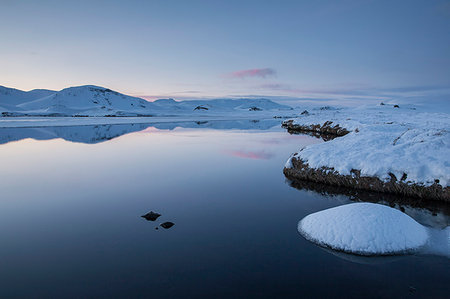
<box><xmin>298</xmin><ymin>203</ymin><xmax>429</xmax><ymax>256</ymax></box>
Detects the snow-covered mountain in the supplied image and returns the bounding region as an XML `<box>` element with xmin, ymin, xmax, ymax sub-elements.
<box><xmin>0</xmin><ymin>85</ymin><xmax>292</xmax><ymax>117</ymax></box>
<box><xmin>0</xmin><ymin>86</ymin><xmax>55</xmax><ymax>111</ymax></box>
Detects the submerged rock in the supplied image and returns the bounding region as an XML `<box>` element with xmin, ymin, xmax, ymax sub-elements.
<box><xmin>298</xmin><ymin>203</ymin><xmax>429</xmax><ymax>256</ymax></box>
<box><xmin>141</xmin><ymin>211</ymin><xmax>161</xmax><ymax>221</ymax></box>
<box><xmin>160</xmin><ymin>222</ymin><xmax>175</xmax><ymax>229</ymax></box>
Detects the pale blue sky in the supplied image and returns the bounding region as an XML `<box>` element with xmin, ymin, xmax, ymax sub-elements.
<box><xmin>1</xmin><ymin>0</ymin><xmax>449</xmax><ymax>103</ymax></box>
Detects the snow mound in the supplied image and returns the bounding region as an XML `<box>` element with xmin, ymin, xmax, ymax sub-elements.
<box><xmin>298</xmin><ymin>203</ymin><xmax>429</xmax><ymax>256</ymax></box>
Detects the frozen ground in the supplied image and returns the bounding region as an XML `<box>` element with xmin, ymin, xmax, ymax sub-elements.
<box><xmin>285</xmin><ymin>103</ymin><xmax>450</xmax><ymax>188</ymax></box>
<box><xmin>298</xmin><ymin>203</ymin><xmax>448</xmax><ymax>256</ymax></box>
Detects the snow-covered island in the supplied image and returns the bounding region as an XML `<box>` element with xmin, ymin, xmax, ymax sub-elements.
<box><xmin>283</xmin><ymin>104</ymin><xmax>450</xmax><ymax>202</ymax></box>
<box><xmin>298</xmin><ymin>202</ymin><xmax>449</xmax><ymax>256</ymax></box>
<box><xmin>0</xmin><ymin>85</ymin><xmax>292</xmax><ymax>118</ymax></box>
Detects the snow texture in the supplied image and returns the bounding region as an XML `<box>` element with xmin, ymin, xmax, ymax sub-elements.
<box><xmin>298</xmin><ymin>203</ymin><xmax>429</xmax><ymax>255</ymax></box>
<box><xmin>0</xmin><ymin>85</ymin><xmax>292</xmax><ymax>117</ymax></box>
<box><xmin>285</xmin><ymin>104</ymin><xmax>450</xmax><ymax>187</ymax></box>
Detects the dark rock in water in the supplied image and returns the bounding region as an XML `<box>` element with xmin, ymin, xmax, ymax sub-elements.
<box><xmin>141</xmin><ymin>211</ymin><xmax>161</xmax><ymax>221</ymax></box>
<box><xmin>196</xmin><ymin>121</ymin><xmax>208</xmax><ymax>125</ymax></box>
<box><xmin>394</xmin><ymin>105</ymin><xmax>399</xmax><ymax>108</ymax></box>
<box><xmin>194</xmin><ymin>105</ymin><xmax>208</xmax><ymax>110</ymax></box>
<box><xmin>160</xmin><ymin>222</ymin><xmax>175</xmax><ymax>229</ymax></box>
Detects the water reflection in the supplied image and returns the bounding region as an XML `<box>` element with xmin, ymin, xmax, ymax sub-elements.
<box><xmin>224</xmin><ymin>149</ymin><xmax>274</xmax><ymax>160</ymax></box>
<box><xmin>0</xmin><ymin>119</ymin><xmax>281</xmax><ymax>145</ymax></box>
<box><xmin>285</xmin><ymin>129</ymin><xmax>339</xmax><ymax>141</ymax></box>
<box><xmin>287</xmin><ymin>179</ymin><xmax>450</xmax><ymax>229</ymax></box>
<box><xmin>322</xmin><ymin>247</ymin><xmax>406</xmax><ymax>265</ymax></box>
<box><xmin>0</xmin><ymin>124</ymin><xmax>447</xmax><ymax>298</ymax></box>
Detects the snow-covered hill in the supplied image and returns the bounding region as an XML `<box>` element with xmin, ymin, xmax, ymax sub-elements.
<box><xmin>0</xmin><ymin>86</ymin><xmax>55</xmax><ymax>111</ymax></box>
<box><xmin>0</xmin><ymin>85</ymin><xmax>292</xmax><ymax>117</ymax></box>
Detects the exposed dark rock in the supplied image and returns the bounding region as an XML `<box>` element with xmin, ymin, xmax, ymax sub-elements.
<box><xmin>394</xmin><ymin>105</ymin><xmax>400</xmax><ymax>108</ymax></box>
<box><xmin>284</xmin><ymin>157</ymin><xmax>449</xmax><ymax>202</ymax></box>
<box><xmin>249</xmin><ymin>106</ymin><xmax>262</xmax><ymax>111</ymax></box>
<box><xmin>141</xmin><ymin>211</ymin><xmax>161</xmax><ymax>221</ymax></box>
<box><xmin>196</xmin><ymin>121</ymin><xmax>208</xmax><ymax>125</ymax></box>
<box><xmin>282</xmin><ymin>119</ymin><xmax>350</xmax><ymax>137</ymax></box>
<box><xmin>286</xmin><ymin>129</ymin><xmax>339</xmax><ymax>141</ymax></box>
<box><xmin>160</xmin><ymin>222</ymin><xmax>175</xmax><ymax>229</ymax></box>
<box><xmin>194</xmin><ymin>106</ymin><xmax>208</xmax><ymax>111</ymax></box>
<box><xmin>301</xmin><ymin>110</ymin><xmax>309</xmax><ymax>115</ymax></box>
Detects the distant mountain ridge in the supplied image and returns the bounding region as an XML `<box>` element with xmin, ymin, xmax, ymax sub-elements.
<box><xmin>0</xmin><ymin>85</ymin><xmax>292</xmax><ymax>117</ymax></box>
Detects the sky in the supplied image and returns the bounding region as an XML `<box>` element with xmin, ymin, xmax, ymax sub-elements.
<box><xmin>1</xmin><ymin>0</ymin><xmax>450</xmax><ymax>105</ymax></box>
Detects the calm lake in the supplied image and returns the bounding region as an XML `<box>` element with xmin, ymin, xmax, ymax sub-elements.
<box><xmin>0</xmin><ymin>119</ymin><xmax>448</xmax><ymax>298</ymax></box>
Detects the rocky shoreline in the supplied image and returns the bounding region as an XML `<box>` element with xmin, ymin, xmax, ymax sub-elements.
<box><xmin>284</xmin><ymin>155</ymin><xmax>449</xmax><ymax>202</ymax></box>
<box><xmin>282</xmin><ymin>107</ymin><xmax>450</xmax><ymax>202</ymax></box>
<box><xmin>282</xmin><ymin>119</ymin><xmax>350</xmax><ymax>137</ymax></box>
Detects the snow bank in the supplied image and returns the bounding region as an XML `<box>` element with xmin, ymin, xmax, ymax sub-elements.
<box><xmin>284</xmin><ymin>104</ymin><xmax>450</xmax><ymax>190</ymax></box>
<box><xmin>298</xmin><ymin>203</ymin><xmax>429</xmax><ymax>255</ymax></box>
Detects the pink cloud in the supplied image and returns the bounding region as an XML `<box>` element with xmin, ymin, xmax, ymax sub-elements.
<box><xmin>225</xmin><ymin>68</ymin><xmax>276</xmax><ymax>79</ymax></box>
<box><xmin>224</xmin><ymin>150</ymin><xmax>274</xmax><ymax>160</ymax></box>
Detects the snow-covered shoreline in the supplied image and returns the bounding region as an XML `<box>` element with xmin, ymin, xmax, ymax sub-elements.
<box><xmin>283</xmin><ymin>104</ymin><xmax>450</xmax><ymax>201</ymax></box>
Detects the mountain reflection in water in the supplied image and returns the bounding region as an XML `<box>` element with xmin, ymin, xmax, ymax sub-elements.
<box><xmin>288</xmin><ymin>179</ymin><xmax>450</xmax><ymax>229</ymax></box>
<box><xmin>0</xmin><ymin>119</ymin><xmax>282</xmax><ymax>145</ymax></box>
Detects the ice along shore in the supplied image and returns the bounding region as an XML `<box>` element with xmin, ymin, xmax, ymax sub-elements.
<box><xmin>283</xmin><ymin>104</ymin><xmax>449</xmax><ymax>202</ymax></box>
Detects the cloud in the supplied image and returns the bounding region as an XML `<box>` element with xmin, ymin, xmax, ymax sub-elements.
<box><xmin>225</xmin><ymin>68</ymin><xmax>276</xmax><ymax>79</ymax></box>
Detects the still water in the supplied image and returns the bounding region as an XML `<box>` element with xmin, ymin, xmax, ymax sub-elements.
<box><xmin>0</xmin><ymin>119</ymin><xmax>448</xmax><ymax>298</ymax></box>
